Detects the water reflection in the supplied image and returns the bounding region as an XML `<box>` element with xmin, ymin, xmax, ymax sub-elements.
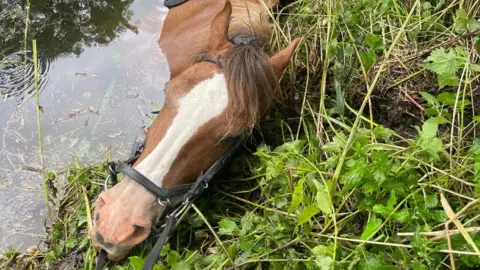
<box><xmin>0</xmin><ymin>0</ymin><xmax>170</xmax><ymax>251</ymax></box>
<box><xmin>0</xmin><ymin>0</ymin><xmax>135</xmax><ymax>103</ymax></box>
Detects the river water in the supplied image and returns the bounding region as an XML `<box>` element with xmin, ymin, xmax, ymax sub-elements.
<box><xmin>0</xmin><ymin>0</ymin><xmax>170</xmax><ymax>252</ymax></box>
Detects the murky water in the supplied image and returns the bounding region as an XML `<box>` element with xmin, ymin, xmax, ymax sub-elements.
<box><xmin>0</xmin><ymin>0</ymin><xmax>170</xmax><ymax>252</ymax></box>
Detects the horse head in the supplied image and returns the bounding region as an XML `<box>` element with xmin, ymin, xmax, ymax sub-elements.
<box><xmin>92</xmin><ymin>0</ymin><xmax>299</xmax><ymax>261</ymax></box>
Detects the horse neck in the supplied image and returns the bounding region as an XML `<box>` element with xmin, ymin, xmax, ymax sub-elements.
<box><xmin>229</xmin><ymin>0</ymin><xmax>278</xmax><ymax>45</ymax></box>
<box><xmin>160</xmin><ymin>0</ymin><xmax>224</xmax><ymax>78</ymax></box>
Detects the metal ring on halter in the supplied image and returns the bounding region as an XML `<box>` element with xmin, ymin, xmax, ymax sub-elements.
<box><xmin>203</xmin><ymin>182</ymin><xmax>208</xmax><ymax>189</ymax></box>
<box><xmin>157</xmin><ymin>198</ymin><xmax>171</xmax><ymax>207</ymax></box>
<box><xmin>104</xmin><ymin>175</ymin><xmax>112</xmax><ymax>191</ymax></box>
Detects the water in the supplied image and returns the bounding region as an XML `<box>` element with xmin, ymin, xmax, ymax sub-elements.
<box><xmin>0</xmin><ymin>0</ymin><xmax>170</xmax><ymax>252</ymax></box>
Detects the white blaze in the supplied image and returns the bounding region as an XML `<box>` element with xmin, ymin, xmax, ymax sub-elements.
<box><xmin>135</xmin><ymin>73</ymin><xmax>229</xmax><ymax>186</ymax></box>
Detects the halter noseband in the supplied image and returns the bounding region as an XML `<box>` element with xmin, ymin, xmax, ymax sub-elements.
<box><xmin>96</xmin><ymin>55</ymin><xmax>247</xmax><ymax>270</ymax></box>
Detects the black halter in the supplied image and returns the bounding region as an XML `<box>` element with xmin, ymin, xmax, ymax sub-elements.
<box><xmin>95</xmin><ymin>55</ymin><xmax>246</xmax><ymax>270</ymax></box>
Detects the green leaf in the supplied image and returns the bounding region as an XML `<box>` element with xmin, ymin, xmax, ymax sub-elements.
<box><xmin>218</xmin><ymin>219</ymin><xmax>237</xmax><ymax>235</ymax></box>
<box><xmin>172</xmin><ymin>261</ymin><xmax>190</xmax><ymax>270</ymax></box>
<box><xmin>129</xmin><ymin>256</ymin><xmax>145</xmax><ymax>270</ymax></box>
<box><xmin>426</xmin><ymin>116</ymin><xmax>449</xmax><ymax>125</ymax></box>
<box><xmin>432</xmin><ymin>210</ymin><xmax>447</xmax><ymax>222</ymax></box>
<box><xmin>365</xmin><ymin>34</ymin><xmax>383</xmax><ymax>51</ymax></box>
<box><xmin>166</xmin><ymin>250</ymin><xmax>181</xmax><ymax>267</ymax></box>
<box><xmin>361</xmin><ymin>218</ymin><xmax>382</xmax><ymax>240</ymax></box>
<box><xmin>473</xmin><ymin>116</ymin><xmax>480</xmax><ymax>121</ymax></box>
<box><xmin>312</xmin><ymin>245</ymin><xmax>328</xmax><ymax>256</ymax></box>
<box><xmin>333</xmin><ymin>132</ymin><xmax>347</xmax><ymax>148</ymax></box>
<box><xmin>393</xmin><ymin>210</ymin><xmax>411</xmax><ymax>223</ymax></box>
<box><xmin>65</xmin><ymin>238</ymin><xmax>76</xmax><ymax>249</ymax></box>
<box><xmin>424</xmin><ymin>48</ymin><xmax>464</xmax><ymax>76</ymax></box>
<box><xmin>454</xmin><ymin>8</ymin><xmax>469</xmax><ymax>34</ymax></box>
<box><xmin>322</xmin><ymin>142</ymin><xmax>342</xmax><ymax>153</ymax></box>
<box><xmin>438</xmin><ymin>73</ymin><xmax>460</xmax><ymax>88</ymax></box>
<box><xmin>78</xmin><ymin>237</ymin><xmax>89</xmax><ymax>250</ymax></box>
<box><xmin>297</xmin><ymin>204</ymin><xmax>321</xmax><ymax>226</ymax></box>
<box><xmin>380</xmin><ymin>0</ymin><xmax>394</xmax><ymax>12</ymax></box>
<box><xmin>425</xmin><ymin>194</ymin><xmax>438</xmax><ymax>208</ymax></box>
<box><xmin>424</xmin><ymin>108</ymin><xmax>438</xmax><ymax>116</ymax></box>
<box><xmin>472</xmin><ymin>64</ymin><xmax>480</xmax><ymax>72</ymax></box>
<box><xmin>288</xmin><ymin>179</ymin><xmax>305</xmax><ymax>213</ymax></box>
<box><xmin>421</xmin><ymin>120</ymin><xmax>439</xmax><ymax>139</ymax></box>
<box><xmin>372</xmin><ymin>152</ymin><xmax>392</xmax><ymax>186</ymax></box>
<box><xmin>227</xmin><ymin>244</ymin><xmax>237</xmax><ymax>258</ymax></box>
<box><xmin>315</xmin><ymin>256</ymin><xmax>333</xmax><ymax>270</ymax></box>
<box><xmin>373</xmin><ymin>204</ymin><xmax>391</xmax><ymax>217</ymax></box>
<box><xmin>373</xmin><ymin>125</ymin><xmax>394</xmax><ymax>140</ymax></box>
<box><xmin>341</xmin><ymin>158</ymin><xmax>369</xmax><ymax>190</ymax></box>
<box><xmin>411</xmin><ymin>230</ymin><xmax>430</xmax><ymax>253</ymax></box>
<box><xmin>240</xmin><ymin>213</ymin><xmax>254</xmax><ymax>236</ymax></box>
<box><xmin>412</xmin><ymin>261</ymin><xmax>427</xmax><ymax>270</ymax></box>
<box><xmin>387</xmin><ymin>190</ymin><xmax>397</xmax><ymax>209</ymax></box>
<box><xmin>419</xmin><ymin>91</ymin><xmax>439</xmax><ymax>106</ymax></box>
<box><xmin>239</xmin><ymin>235</ymin><xmax>254</xmax><ymax>251</ymax></box>
<box><xmin>77</xmin><ymin>215</ymin><xmax>87</xmax><ymax>227</ymax></box>
<box><xmin>469</xmin><ymin>19</ymin><xmax>480</xmax><ymax>31</ymax></box>
<box><xmin>360</xmin><ymin>50</ymin><xmax>377</xmax><ymax>71</ymax></box>
<box><xmin>313</xmin><ymin>180</ymin><xmax>332</xmax><ymax>214</ymax></box>
<box><xmin>160</xmin><ymin>243</ymin><xmax>170</xmax><ymax>257</ymax></box>
<box><xmin>437</xmin><ymin>92</ymin><xmax>457</xmax><ymax>105</ymax></box>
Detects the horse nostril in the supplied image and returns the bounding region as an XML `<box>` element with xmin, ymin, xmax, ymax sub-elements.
<box><xmin>96</xmin><ymin>232</ymin><xmax>105</xmax><ymax>246</ymax></box>
<box><xmin>132</xmin><ymin>224</ymin><xmax>147</xmax><ymax>238</ymax></box>
<box><xmin>96</xmin><ymin>232</ymin><xmax>114</xmax><ymax>249</ymax></box>
<box><xmin>95</xmin><ymin>212</ymin><xmax>100</xmax><ymax>221</ymax></box>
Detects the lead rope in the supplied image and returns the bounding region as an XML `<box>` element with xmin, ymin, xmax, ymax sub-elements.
<box><xmin>95</xmin><ymin>250</ymin><xmax>107</xmax><ymax>270</ymax></box>
<box><xmin>142</xmin><ymin>212</ymin><xmax>176</xmax><ymax>270</ymax></box>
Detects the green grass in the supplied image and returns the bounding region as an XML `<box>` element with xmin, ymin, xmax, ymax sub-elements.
<box><xmin>2</xmin><ymin>0</ymin><xmax>480</xmax><ymax>269</ymax></box>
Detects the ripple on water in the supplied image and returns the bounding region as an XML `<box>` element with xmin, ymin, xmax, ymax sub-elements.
<box><xmin>0</xmin><ymin>51</ymin><xmax>51</xmax><ymax>103</ymax></box>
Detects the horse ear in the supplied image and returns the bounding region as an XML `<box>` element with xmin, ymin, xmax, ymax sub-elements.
<box><xmin>208</xmin><ymin>0</ymin><xmax>232</xmax><ymax>51</ymax></box>
<box><xmin>269</xmin><ymin>38</ymin><xmax>301</xmax><ymax>76</ymax></box>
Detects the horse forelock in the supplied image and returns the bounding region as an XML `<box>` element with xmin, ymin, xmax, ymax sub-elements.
<box><xmin>221</xmin><ymin>1</ymin><xmax>279</xmax><ymax>132</ymax></box>
<box><xmin>223</xmin><ymin>43</ymin><xmax>277</xmax><ymax>133</ymax></box>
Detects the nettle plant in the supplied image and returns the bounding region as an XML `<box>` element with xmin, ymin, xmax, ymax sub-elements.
<box><xmin>423</xmin><ymin>46</ymin><xmax>480</xmax><ymax>90</ymax></box>
<box><xmin>423</xmin><ymin>8</ymin><xmax>480</xmax><ymax>91</ymax></box>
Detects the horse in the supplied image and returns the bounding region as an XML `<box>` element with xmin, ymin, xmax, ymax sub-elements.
<box><xmin>92</xmin><ymin>0</ymin><xmax>300</xmax><ymax>264</ymax></box>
